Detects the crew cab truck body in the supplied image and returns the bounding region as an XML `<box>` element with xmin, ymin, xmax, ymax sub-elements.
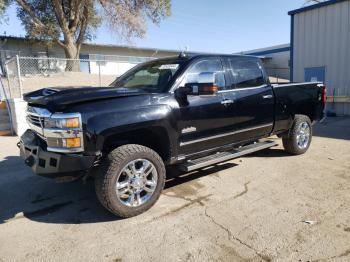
<box><xmin>19</xmin><ymin>54</ymin><xmax>326</xmax><ymax>217</ymax></box>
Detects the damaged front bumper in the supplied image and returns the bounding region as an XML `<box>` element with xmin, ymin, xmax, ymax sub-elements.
<box><xmin>19</xmin><ymin>130</ymin><xmax>96</xmax><ymax>178</ymax></box>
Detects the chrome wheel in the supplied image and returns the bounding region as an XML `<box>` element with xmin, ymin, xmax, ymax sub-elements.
<box><xmin>296</xmin><ymin>121</ymin><xmax>310</xmax><ymax>149</ymax></box>
<box><xmin>116</xmin><ymin>159</ymin><xmax>158</xmax><ymax>207</ymax></box>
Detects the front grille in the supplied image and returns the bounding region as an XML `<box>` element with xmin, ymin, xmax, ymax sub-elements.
<box><xmin>27</xmin><ymin>114</ymin><xmax>45</xmax><ymax>128</ymax></box>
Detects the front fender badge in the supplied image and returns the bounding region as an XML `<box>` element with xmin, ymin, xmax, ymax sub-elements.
<box><xmin>182</xmin><ymin>127</ymin><xmax>197</xmax><ymax>134</ymax></box>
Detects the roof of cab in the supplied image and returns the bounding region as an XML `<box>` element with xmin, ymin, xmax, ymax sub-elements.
<box><xmin>181</xmin><ymin>53</ymin><xmax>259</xmax><ymax>59</ymax></box>
<box><xmin>155</xmin><ymin>53</ymin><xmax>261</xmax><ymax>62</ymax></box>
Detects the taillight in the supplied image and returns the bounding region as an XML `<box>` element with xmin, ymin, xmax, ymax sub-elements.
<box><xmin>323</xmin><ymin>86</ymin><xmax>327</xmax><ymax>105</ymax></box>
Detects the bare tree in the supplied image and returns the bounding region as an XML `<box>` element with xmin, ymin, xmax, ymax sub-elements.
<box><xmin>0</xmin><ymin>0</ymin><xmax>9</xmax><ymax>21</ymax></box>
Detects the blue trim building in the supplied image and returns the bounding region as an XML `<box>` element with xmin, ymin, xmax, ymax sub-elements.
<box><xmin>240</xmin><ymin>44</ymin><xmax>291</xmax><ymax>81</ymax></box>
<box><xmin>246</xmin><ymin>47</ymin><xmax>290</xmax><ymax>57</ymax></box>
<box><xmin>288</xmin><ymin>0</ymin><xmax>348</xmax><ymax>82</ymax></box>
<box><xmin>289</xmin><ymin>0</ymin><xmax>350</xmax><ymax>115</ymax></box>
<box><xmin>288</xmin><ymin>0</ymin><xmax>348</xmax><ymax>15</ymax></box>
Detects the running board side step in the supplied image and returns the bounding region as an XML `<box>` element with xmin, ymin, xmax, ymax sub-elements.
<box><xmin>179</xmin><ymin>140</ymin><xmax>278</xmax><ymax>172</ymax></box>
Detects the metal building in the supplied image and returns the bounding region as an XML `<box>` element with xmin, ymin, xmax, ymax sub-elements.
<box><xmin>289</xmin><ymin>0</ymin><xmax>350</xmax><ymax>115</ymax></box>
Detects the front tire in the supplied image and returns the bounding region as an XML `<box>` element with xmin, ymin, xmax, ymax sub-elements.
<box><xmin>282</xmin><ymin>114</ymin><xmax>312</xmax><ymax>155</ymax></box>
<box><xmin>95</xmin><ymin>144</ymin><xmax>166</xmax><ymax>218</ymax></box>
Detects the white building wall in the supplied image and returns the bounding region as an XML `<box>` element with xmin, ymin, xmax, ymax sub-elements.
<box><xmin>8</xmin><ymin>98</ymin><xmax>28</xmax><ymax>136</ymax></box>
<box><xmin>89</xmin><ymin>61</ymin><xmax>135</xmax><ymax>76</ymax></box>
<box><xmin>0</xmin><ymin>38</ymin><xmax>179</xmax><ymax>60</ymax></box>
<box><xmin>292</xmin><ymin>0</ymin><xmax>350</xmax><ymax>115</ymax></box>
<box><xmin>262</xmin><ymin>51</ymin><xmax>290</xmax><ymax>80</ymax></box>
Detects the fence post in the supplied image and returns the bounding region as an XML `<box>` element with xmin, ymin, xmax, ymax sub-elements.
<box><xmin>4</xmin><ymin>63</ymin><xmax>12</xmax><ymax>99</ymax></box>
<box><xmin>0</xmin><ymin>75</ymin><xmax>14</xmax><ymax>135</ymax></box>
<box><xmin>98</xmin><ymin>61</ymin><xmax>102</xmax><ymax>87</ymax></box>
<box><xmin>16</xmin><ymin>55</ymin><xmax>23</xmax><ymax>98</ymax></box>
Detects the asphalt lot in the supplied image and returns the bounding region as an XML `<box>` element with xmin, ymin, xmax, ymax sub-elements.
<box><xmin>0</xmin><ymin>117</ymin><xmax>350</xmax><ymax>262</ymax></box>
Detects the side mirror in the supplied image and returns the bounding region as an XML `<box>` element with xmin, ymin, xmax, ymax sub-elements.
<box><xmin>177</xmin><ymin>72</ymin><xmax>219</xmax><ymax>96</ymax></box>
<box><xmin>184</xmin><ymin>82</ymin><xmax>219</xmax><ymax>95</ymax></box>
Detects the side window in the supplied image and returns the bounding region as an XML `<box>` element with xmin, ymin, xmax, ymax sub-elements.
<box><xmin>181</xmin><ymin>59</ymin><xmax>226</xmax><ymax>90</ymax></box>
<box><xmin>228</xmin><ymin>59</ymin><xmax>265</xmax><ymax>89</ymax></box>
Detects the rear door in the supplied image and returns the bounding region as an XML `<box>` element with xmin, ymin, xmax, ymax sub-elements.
<box><xmin>225</xmin><ymin>57</ymin><xmax>274</xmax><ymax>141</ymax></box>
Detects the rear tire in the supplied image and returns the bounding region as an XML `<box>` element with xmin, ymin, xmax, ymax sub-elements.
<box><xmin>282</xmin><ymin>115</ymin><xmax>312</xmax><ymax>155</ymax></box>
<box><xmin>95</xmin><ymin>144</ymin><xmax>166</xmax><ymax>218</ymax></box>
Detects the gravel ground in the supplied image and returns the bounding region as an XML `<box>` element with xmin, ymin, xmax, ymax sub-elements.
<box><xmin>0</xmin><ymin>117</ymin><xmax>349</xmax><ymax>262</ymax></box>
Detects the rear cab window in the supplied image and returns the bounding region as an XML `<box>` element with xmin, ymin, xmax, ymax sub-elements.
<box><xmin>227</xmin><ymin>58</ymin><xmax>266</xmax><ymax>89</ymax></box>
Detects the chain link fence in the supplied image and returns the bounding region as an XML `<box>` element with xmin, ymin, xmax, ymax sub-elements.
<box><xmin>3</xmin><ymin>57</ymin><xmax>22</xmax><ymax>98</ymax></box>
<box><xmin>2</xmin><ymin>55</ymin><xmax>154</xmax><ymax>98</ymax></box>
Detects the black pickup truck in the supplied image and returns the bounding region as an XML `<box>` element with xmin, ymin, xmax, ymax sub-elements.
<box><xmin>19</xmin><ymin>54</ymin><xmax>326</xmax><ymax>217</ymax></box>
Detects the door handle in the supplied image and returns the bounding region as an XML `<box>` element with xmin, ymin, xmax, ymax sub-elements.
<box><xmin>262</xmin><ymin>95</ymin><xmax>273</xmax><ymax>99</ymax></box>
<box><xmin>221</xmin><ymin>99</ymin><xmax>234</xmax><ymax>105</ymax></box>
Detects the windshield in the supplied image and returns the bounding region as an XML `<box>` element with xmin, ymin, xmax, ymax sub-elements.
<box><xmin>110</xmin><ymin>60</ymin><xmax>183</xmax><ymax>93</ymax></box>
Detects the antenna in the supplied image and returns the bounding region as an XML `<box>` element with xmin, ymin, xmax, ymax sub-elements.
<box><xmin>179</xmin><ymin>45</ymin><xmax>190</xmax><ymax>58</ymax></box>
<box><xmin>179</xmin><ymin>51</ymin><xmax>187</xmax><ymax>58</ymax></box>
<box><xmin>151</xmin><ymin>50</ymin><xmax>158</xmax><ymax>57</ymax></box>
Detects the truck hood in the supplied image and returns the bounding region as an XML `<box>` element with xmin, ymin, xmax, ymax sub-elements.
<box><xmin>23</xmin><ymin>87</ymin><xmax>150</xmax><ymax>110</ymax></box>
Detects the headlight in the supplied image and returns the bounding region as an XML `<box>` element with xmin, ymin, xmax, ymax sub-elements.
<box><xmin>45</xmin><ymin>117</ymin><xmax>80</xmax><ymax>129</ymax></box>
<box><xmin>43</xmin><ymin>112</ymin><xmax>84</xmax><ymax>153</ymax></box>
<box><xmin>47</xmin><ymin>137</ymin><xmax>82</xmax><ymax>149</ymax></box>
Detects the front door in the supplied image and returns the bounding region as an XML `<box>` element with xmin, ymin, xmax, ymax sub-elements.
<box><xmin>176</xmin><ymin>58</ymin><xmax>235</xmax><ymax>156</ymax></box>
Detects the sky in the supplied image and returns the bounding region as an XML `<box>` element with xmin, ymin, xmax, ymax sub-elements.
<box><xmin>0</xmin><ymin>0</ymin><xmax>307</xmax><ymax>53</ymax></box>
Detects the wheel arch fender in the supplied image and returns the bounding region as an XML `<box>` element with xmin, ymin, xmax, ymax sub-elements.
<box><xmin>88</xmin><ymin>105</ymin><xmax>178</xmax><ymax>163</ymax></box>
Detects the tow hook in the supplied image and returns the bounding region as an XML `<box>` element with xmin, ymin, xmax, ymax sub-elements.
<box><xmin>17</xmin><ymin>142</ymin><xmax>21</xmax><ymax>148</ymax></box>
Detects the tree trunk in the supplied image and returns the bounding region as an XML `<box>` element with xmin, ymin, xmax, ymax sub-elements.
<box><xmin>64</xmin><ymin>42</ymin><xmax>80</xmax><ymax>72</ymax></box>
